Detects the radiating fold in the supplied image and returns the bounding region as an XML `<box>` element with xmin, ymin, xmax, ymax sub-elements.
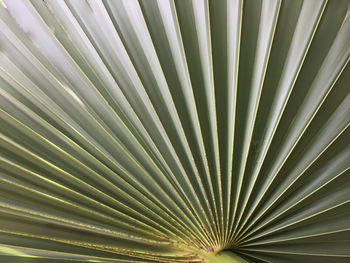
<box><xmin>0</xmin><ymin>0</ymin><xmax>349</xmax><ymax>262</ymax></box>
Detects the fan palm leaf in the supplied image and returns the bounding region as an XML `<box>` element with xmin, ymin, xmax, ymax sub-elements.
<box><xmin>0</xmin><ymin>0</ymin><xmax>349</xmax><ymax>262</ymax></box>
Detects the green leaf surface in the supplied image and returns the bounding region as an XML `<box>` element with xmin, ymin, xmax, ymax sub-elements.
<box><xmin>0</xmin><ymin>0</ymin><xmax>349</xmax><ymax>262</ymax></box>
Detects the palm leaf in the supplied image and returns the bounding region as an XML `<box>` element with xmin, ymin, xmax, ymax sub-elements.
<box><xmin>0</xmin><ymin>0</ymin><xmax>349</xmax><ymax>262</ymax></box>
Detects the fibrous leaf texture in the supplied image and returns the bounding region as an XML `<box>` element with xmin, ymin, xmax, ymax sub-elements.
<box><xmin>0</xmin><ymin>0</ymin><xmax>349</xmax><ymax>262</ymax></box>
